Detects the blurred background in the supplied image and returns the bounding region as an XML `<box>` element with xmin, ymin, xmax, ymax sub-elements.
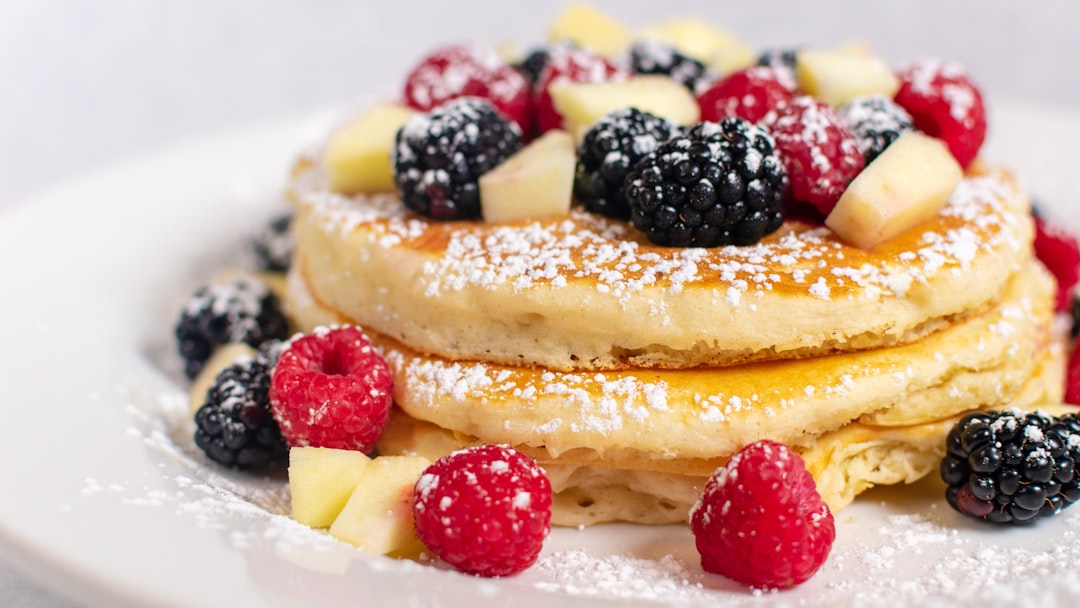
<box><xmin>1</xmin><ymin>0</ymin><xmax>1077</xmax><ymax>605</ymax></box>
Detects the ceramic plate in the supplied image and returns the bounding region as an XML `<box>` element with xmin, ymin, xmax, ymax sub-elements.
<box><xmin>2</xmin><ymin>103</ymin><xmax>1080</xmax><ymax>608</ymax></box>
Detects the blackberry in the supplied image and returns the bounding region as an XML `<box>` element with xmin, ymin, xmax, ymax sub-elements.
<box><xmin>574</xmin><ymin>108</ymin><xmax>681</xmax><ymax>219</ymax></box>
<box><xmin>251</xmin><ymin>212</ymin><xmax>294</xmax><ymax>272</ymax></box>
<box><xmin>941</xmin><ymin>409</ymin><xmax>1080</xmax><ymax>524</ymax></box>
<box><xmin>514</xmin><ymin>47</ymin><xmax>549</xmax><ymax>87</ymax></box>
<box><xmin>836</xmin><ymin>95</ymin><xmax>915</xmax><ymax>164</ymax></box>
<box><xmin>174</xmin><ymin>276</ymin><xmax>290</xmax><ymax>380</ymax></box>
<box><xmin>1072</xmin><ymin>294</ymin><xmax>1080</xmax><ymax>339</ymax></box>
<box><xmin>755</xmin><ymin>48</ymin><xmax>798</xmax><ymax>71</ymax></box>
<box><xmin>194</xmin><ymin>345</ymin><xmax>287</xmax><ymax>470</ymax></box>
<box><xmin>624</xmin><ymin>117</ymin><xmax>787</xmax><ymax>247</ymax></box>
<box><xmin>627</xmin><ymin>41</ymin><xmax>714</xmax><ymax>94</ymax></box>
<box><xmin>393</xmin><ymin>97</ymin><xmax>523</xmax><ymax>221</ymax></box>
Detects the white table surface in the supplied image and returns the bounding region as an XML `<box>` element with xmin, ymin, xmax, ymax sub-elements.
<box><xmin>2</xmin><ymin>0</ymin><xmax>1077</xmax><ymax>605</ymax></box>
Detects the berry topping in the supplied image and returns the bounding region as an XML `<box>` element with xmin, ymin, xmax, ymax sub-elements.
<box><xmin>941</xmin><ymin>409</ymin><xmax>1080</xmax><ymax>524</ymax></box>
<box><xmin>754</xmin><ymin>48</ymin><xmax>799</xmax><ymax>91</ymax></box>
<box><xmin>252</xmin><ymin>212</ymin><xmax>294</xmax><ymax>272</ymax></box>
<box><xmin>194</xmin><ymin>344</ymin><xmax>287</xmax><ymax>470</ymax></box>
<box><xmin>393</xmin><ymin>97</ymin><xmax>524</xmax><ymax>221</ymax></box>
<box><xmin>689</xmin><ymin>440</ymin><xmax>835</xmax><ymax>589</ymax></box>
<box><xmin>697</xmin><ymin>66</ymin><xmax>796</xmax><ymax>124</ymax></box>
<box><xmin>534</xmin><ymin>43</ymin><xmax>628</xmax><ymax>134</ymax></box>
<box><xmin>625</xmin><ymin>118</ymin><xmax>787</xmax><ymax>247</ymax></box>
<box><xmin>1067</xmin><ymin>347</ymin><xmax>1080</xmax><ymax>405</ymax></box>
<box><xmin>402</xmin><ymin>43</ymin><xmax>533</xmax><ymax>134</ymax></box>
<box><xmin>626</xmin><ymin>40</ymin><xmax>714</xmax><ymax>94</ymax></box>
<box><xmin>412</xmin><ymin>444</ymin><xmax>552</xmax><ymax>577</ymax></box>
<box><xmin>514</xmin><ymin>47</ymin><xmax>550</xmax><ymax>87</ymax></box>
<box><xmin>269</xmin><ymin>326</ymin><xmax>393</xmax><ymax>452</ymax></box>
<box><xmin>762</xmin><ymin>96</ymin><xmax>866</xmax><ymax>215</ymax></box>
<box><xmin>1032</xmin><ymin>211</ymin><xmax>1080</xmax><ymax>311</ymax></box>
<box><xmin>835</xmin><ymin>95</ymin><xmax>915</xmax><ymax>164</ymax></box>
<box><xmin>574</xmin><ymin>108</ymin><xmax>682</xmax><ymax>219</ymax></box>
<box><xmin>894</xmin><ymin>59</ymin><xmax>987</xmax><ymax>169</ymax></box>
<box><xmin>174</xmin><ymin>276</ymin><xmax>290</xmax><ymax>380</ymax></box>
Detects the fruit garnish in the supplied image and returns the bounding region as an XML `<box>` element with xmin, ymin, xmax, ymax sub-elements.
<box><xmin>547</xmin><ymin>3</ymin><xmax>633</xmax><ymax>57</ymax></box>
<box><xmin>548</xmin><ymin>74</ymin><xmax>698</xmax><ymax>140</ymax></box>
<box><xmin>894</xmin><ymin>58</ymin><xmax>987</xmax><ymax>169</ymax></box>
<box><xmin>288</xmin><ymin>446</ymin><xmax>373</xmax><ymax>528</ymax></box>
<box><xmin>626</xmin><ymin>40</ymin><xmax>715</xmax><ymax>94</ymax></box>
<box><xmin>251</xmin><ymin>211</ymin><xmax>294</xmax><ymax>272</ymax></box>
<box><xmin>402</xmin><ymin>43</ymin><xmax>533</xmax><ymax>134</ymax></box>
<box><xmin>824</xmin><ymin>130</ymin><xmax>961</xmax><ymax>250</ymax></box>
<box><xmin>533</xmin><ymin>43</ymin><xmax>628</xmax><ymax>134</ymax></box>
<box><xmin>412</xmin><ymin>444</ymin><xmax>552</xmax><ymax>577</ymax></box>
<box><xmin>795</xmin><ymin>45</ymin><xmax>900</xmax><ymax>107</ymax></box>
<box><xmin>574</xmin><ymin>107</ymin><xmax>681</xmax><ymax>219</ymax></box>
<box><xmin>689</xmin><ymin>440</ymin><xmax>835</xmax><ymax>589</ymax></box>
<box><xmin>754</xmin><ymin>48</ymin><xmax>799</xmax><ymax>90</ymax></box>
<box><xmin>696</xmin><ymin>66</ymin><xmax>796</xmax><ymax>124</ymax></box>
<box><xmin>638</xmin><ymin>18</ymin><xmax>754</xmax><ymax>78</ymax></box>
<box><xmin>941</xmin><ymin>409</ymin><xmax>1080</xmax><ymax>524</ymax></box>
<box><xmin>269</xmin><ymin>325</ymin><xmax>393</xmax><ymax>452</ymax></box>
<box><xmin>762</xmin><ymin>96</ymin><xmax>865</xmax><ymax>215</ymax></box>
<box><xmin>393</xmin><ymin>97</ymin><xmax>523</xmax><ymax>221</ymax></box>
<box><xmin>624</xmin><ymin>118</ymin><xmax>787</xmax><ymax>247</ymax></box>
<box><xmin>835</xmin><ymin>95</ymin><xmax>915</xmax><ymax>164</ymax></box>
<box><xmin>324</xmin><ymin>104</ymin><xmax>417</xmax><ymax>195</ymax></box>
<box><xmin>1067</xmin><ymin>347</ymin><xmax>1080</xmax><ymax>405</ymax></box>
<box><xmin>479</xmin><ymin>129</ymin><xmax>576</xmax><ymax>223</ymax></box>
<box><xmin>329</xmin><ymin>454</ymin><xmax>432</xmax><ymax>554</ymax></box>
<box><xmin>1032</xmin><ymin>211</ymin><xmax>1080</xmax><ymax>311</ymax></box>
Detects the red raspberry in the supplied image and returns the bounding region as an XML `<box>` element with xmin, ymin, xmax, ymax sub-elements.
<box><xmin>402</xmin><ymin>43</ymin><xmax>533</xmax><ymax>135</ymax></box>
<box><xmin>1034</xmin><ymin>212</ymin><xmax>1080</xmax><ymax>311</ymax></box>
<box><xmin>697</xmin><ymin>66</ymin><xmax>795</xmax><ymax>124</ymax></box>
<box><xmin>534</xmin><ymin>43</ymin><xmax>627</xmax><ymax>134</ymax></box>
<box><xmin>412</xmin><ymin>444</ymin><xmax>552</xmax><ymax>577</ymax></box>
<box><xmin>894</xmin><ymin>59</ymin><xmax>987</xmax><ymax>169</ymax></box>
<box><xmin>762</xmin><ymin>96</ymin><xmax>865</xmax><ymax>215</ymax></box>
<box><xmin>689</xmin><ymin>440</ymin><xmax>835</xmax><ymax>590</ymax></box>
<box><xmin>268</xmin><ymin>326</ymin><xmax>392</xmax><ymax>452</ymax></box>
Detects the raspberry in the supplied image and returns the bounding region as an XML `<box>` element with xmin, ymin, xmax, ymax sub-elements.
<box><xmin>1033</xmin><ymin>211</ymin><xmax>1080</xmax><ymax>311</ymax></box>
<box><xmin>627</xmin><ymin>40</ymin><xmax>714</xmax><ymax>94</ymax></box>
<box><xmin>624</xmin><ymin>118</ymin><xmax>787</xmax><ymax>247</ymax></box>
<box><xmin>894</xmin><ymin>59</ymin><xmax>987</xmax><ymax>169</ymax></box>
<box><xmin>762</xmin><ymin>96</ymin><xmax>865</xmax><ymax>215</ymax></box>
<box><xmin>412</xmin><ymin>444</ymin><xmax>552</xmax><ymax>577</ymax></box>
<box><xmin>689</xmin><ymin>440</ymin><xmax>835</xmax><ymax>589</ymax></box>
<box><xmin>268</xmin><ymin>326</ymin><xmax>393</xmax><ymax>452</ymax></box>
<box><xmin>402</xmin><ymin>43</ymin><xmax>533</xmax><ymax>134</ymax></box>
<box><xmin>534</xmin><ymin>43</ymin><xmax>628</xmax><ymax>134</ymax></box>
<box><xmin>393</xmin><ymin>97</ymin><xmax>523</xmax><ymax>221</ymax></box>
<box><xmin>697</xmin><ymin>66</ymin><xmax>796</xmax><ymax>124</ymax></box>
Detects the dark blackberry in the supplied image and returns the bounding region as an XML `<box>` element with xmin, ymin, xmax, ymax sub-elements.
<box><xmin>514</xmin><ymin>47</ymin><xmax>549</xmax><ymax>87</ymax></box>
<box><xmin>574</xmin><ymin>108</ymin><xmax>681</xmax><ymax>219</ymax></box>
<box><xmin>836</xmin><ymin>95</ymin><xmax>915</xmax><ymax>164</ymax></box>
<box><xmin>393</xmin><ymin>97</ymin><xmax>523</xmax><ymax>221</ymax></box>
<box><xmin>1072</xmin><ymin>294</ymin><xmax>1080</xmax><ymax>339</ymax></box>
<box><xmin>194</xmin><ymin>345</ymin><xmax>287</xmax><ymax>470</ymax></box>
<box><xmin>624</xmin><ymin>117</ymin><xmax>787</xmax><ymax>247</ymax></box>
<box><xmin>754</xmin><ymin>48</ymin><xmax>799</xmax><ymax>91</ymax></box>
<box><xmin>627</xmin><ymin>41</ymin><xmax>714</xmax><ymax>94</ymax></box>
<box><xmin>251</xmin><ymin>212</ymin><xmax>294</xmax><ymax>272</ymax></box>
<box><xmin>174</xmin><ymin>276</ymin><xmax>290</xmax><ymax>380</ymax></box>
<box><xmin>941</xmin><ymin>409</ymin><xmax>1080</xmax><ymax>524</ymax></box>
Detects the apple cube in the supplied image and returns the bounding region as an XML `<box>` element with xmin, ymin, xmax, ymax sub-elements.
<box><xmin>549</xmin><ymin>75</ymin><xmax>700</xmax><ymax>140</ymax></box>
<box><xmin>480</xmin><ymin>130</ymin><xmax>575</xmax><ymax>223</ymax></box>
<box><xmin>796</xmin><ymin>46</ymin><xmax>900</xmax><ymax>107</ymax></box>
<box><xmin>328</xmin><ymin>455</ymin><xmax>432</xmax><ymax>554</ymax></box>
<box><xmin>288</xmin><ymin>447</ymin><xmax>372</xmax><ymax>528</ymax></box>
<box><xmin>825</xmin><ymin>131</ymin><xmax>962</xmax><ymax>250</ymax></box>
<box><xmin>324</xmin><ymin>104</ymin><xmax>415</xmax><ymax>195</ymax></box>
<box><xmin>548</xmin><ymin>3</ymin><xmax>633</xmax><ymax>57</ymax></box>
<box><xmin>188</xmin><ymin>342</ymin><xmax>257</xmax><ymax>416</ymax></box>
<box><xmin>638</xmin><ymin>19</ymin><xmax>753</xmax><ymax>78</ymax></box>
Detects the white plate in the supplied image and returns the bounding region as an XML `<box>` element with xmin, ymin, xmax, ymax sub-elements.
<box><xmin>3</xmin><ymin>103</ymin><xmax>1080</xmax><ymax>608</ymax></box>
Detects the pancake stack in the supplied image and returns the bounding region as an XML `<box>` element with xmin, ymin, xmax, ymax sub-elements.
<box><xmin>283</xmin><ymin>150</ymin><xmax>1063</xmax><ymax>526</ymax></box>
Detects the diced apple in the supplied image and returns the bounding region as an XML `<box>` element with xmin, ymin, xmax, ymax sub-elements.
<box><xmin>324</xmin><ymin>104</ymin><xmax>416</xmax><ymax>194</ymax></box>
<box><xmin>289</xmin><ymin>447</ymin><xmax>372</xmax><ymax>528</ymax></box>
<box><xmin>480</xmin><ymin>130</ymin><xmax>575</xmax><ymax>223</ymax></box>
<box><xmin>328</xmin><ymin>455</ymin><xmax>432</xmax><ymax>554</ymax></box>
<box><xmin>548</xmin><ymin>3</ymin><xmax>633</xmax><ymax>57</ymax></box>
<box><xmin>638</xmin><ymin>19</ymin><xmax>754</xmax><ymax>78</ymax></box>
<box><xmin>188</xmin><ymin>342</ymin><xmax>257</xmax><ymax>416</ymax></box>
<box><xmin>549</xmin><ymin>75</ymin><xmax>700</xmax><ymax>140</ymax></box>
<box><xmin>825</xmin><ymin>131</ymin><xmax>962</xmax><ymax>250</ymax></box>
<box><xmin>796</xmin><ymin>46</ymin><xmax>900</xmax><ymax>107</ymax></box>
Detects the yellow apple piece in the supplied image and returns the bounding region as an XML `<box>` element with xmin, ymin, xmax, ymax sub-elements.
<box><xmin>549</xmin><ymin>75</ymin><xmax>700</xmax><ymax>140</ymax></box>
<box><xmin>796</xmin><ymin>47</ymin><xmax>900</xmax><ymax>107</ymax></box>
<box><xmin>480</xmin><ymin>130</ymin><xmax>575</xmax><ymax>223</ymax></box>
<box><xmin>548</xmin><ymin>3</ymin><xmax>633</xmax><ymax>57</ymax></box>
<box><xmin>288</xmin><ymin>447</ymin><xmax>372</xmax><ymax>528</ymax></box>
<box><xmin>188</xmin><ymin>342</ymin><xmax>258</xmax><ymax>416</ymax></box>
<box><xmin>825</xmin><ymin>131</ymin><xmax>962</xmax><ymax>250</ymax></box>
<box><xmin>324</xmin><ymin>104</ymin><xmax>416</xmax><ymax>195</ymax></box>
<box><xmin>639</xmin><ymin>19</ymin><xmax>754</xmax><ymax>78</ymax></box>
<box><xmin>328</xmin><ymin>455</ymin><xmax>432</xmax><ymax>554</ymax></box>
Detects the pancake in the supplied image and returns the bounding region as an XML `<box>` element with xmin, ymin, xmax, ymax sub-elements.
<box><xmin>288</xmin><ymin>156</ymin><xmax>1033</xmax><ymax>371</ymax></box>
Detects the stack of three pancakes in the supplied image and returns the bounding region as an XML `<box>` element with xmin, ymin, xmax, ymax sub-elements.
<box><xmin>284</xmin><ymin>155</ymin><xmax>1062</xmax><ymax>526</ymax></box>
